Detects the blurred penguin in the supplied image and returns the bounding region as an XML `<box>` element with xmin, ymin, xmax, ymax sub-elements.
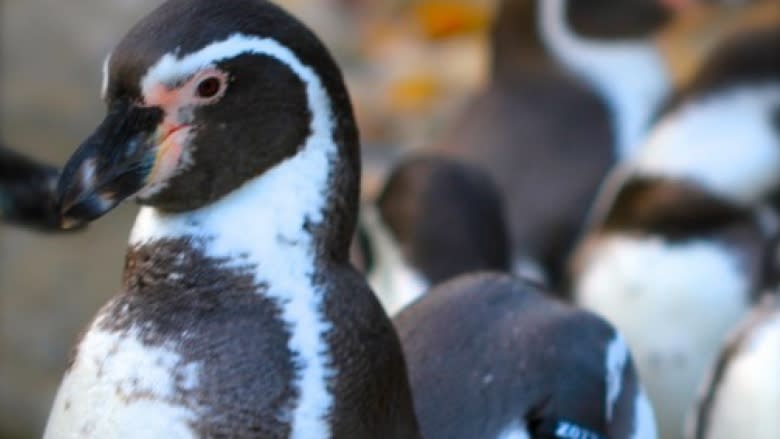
<box><xmin>358</xmin><ymin>156</ymin><xmax>511</xmax><ymax>315</ymax></box>
<box><xmin>571</xmin><ymin>26</ymin><xmax>780</xmax><ymax>439</ymax></box>
<box><xmin>396</xmin><ymin>272</ymin><xmax>658</xmax><ymax>439</ymax></box>
<box><xmin>432</xmin><ymin>0</ymin><xmax>707</xmax><ymax>287</ymax></box>
<box><xmin>690</xmin><ymin>293</ymin><xmax>780</xmax><ymax>439</ymax></box>
<box><xmin>0</xmin><ymin>144</ymin><xmax>65</xmax><ymax>231</ymax></box>
<box><xmin>690</xmin><ymin>215</ymin><xmax>780</xmax><ymax>439</ymax></box>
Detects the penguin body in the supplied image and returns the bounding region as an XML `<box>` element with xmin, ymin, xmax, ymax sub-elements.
<box><xmin>45</xmin><ymin>1</ymin><xmax>420</xmax><ymax>437</ymax></box>
<box><xmin>396</xmin><ymin>273</ymin><xmax>657</xmax><ymax>439</ymax></box>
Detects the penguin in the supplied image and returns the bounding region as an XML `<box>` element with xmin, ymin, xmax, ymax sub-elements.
<box><xmin>571</xmin><ymin>25</ymin><xmax>780</xmax><ymax>439</ymax></box>
<box><xmin>690</xmin><ymin>220</ymin><xmax>780</xmax><ymax>439</ymax></box>
<box><xmin>690</xmin><ymin>293</ymin><xmax>780</xmax><ymax>439</ymax></box>
<box><xmin>358</xmin><ymin>156</ymin><xmax>512</xmax><ymax>315</ymax></box>
<box><xmin>431</xmin><ymin>0</ymin><xmax>698</xmax><ymax>287</ymax></box>
<box><xmin>45</xmin><ymin>0</ymin><xmax>420</xmax><ymax>437</ymax></box>
<box><xmin>395</xmin><ymin>272</ymin><xmax>658</xmax><ymax>439</ymax></box>
<box><xmin>0</xmin><ymin>144</ymin><xmax>64</xmax><ymax>231</ymax></box>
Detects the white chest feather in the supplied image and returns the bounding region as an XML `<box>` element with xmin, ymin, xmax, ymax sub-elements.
<box><xmin>539</xmin><ymin>0</ymin><xmax>670</xmax><ymax>159</ymax></box>
<box><xmin>44</xmin><ymin>318</ymin><xmax>202</xmax><ymax>439</ymax></box>
<box><xmin>704</xmin><ymin>313</ymin><xmax>780</xmax><ymax>439</ymax></box>
<box><xmin>633</xmin><ymin>86</ymin><xmax>780</xmax><ymax>205</ymax></box>
<box><xmin>575</xmin><ymin>235</ymin><xmax>751</xmax><ymax>439</ymax></box>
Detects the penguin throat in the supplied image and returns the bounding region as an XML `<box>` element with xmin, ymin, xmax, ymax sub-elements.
<box><xmin>127</xmin><ymin>133</ymin><xmax>337</xmax><ymax>276</ymax></box>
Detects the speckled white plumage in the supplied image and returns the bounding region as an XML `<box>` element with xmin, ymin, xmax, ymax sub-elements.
<box><xmin>44</xmin><ymin>316</ymin><xmax>202</xmax><ymax>439</ymax></box>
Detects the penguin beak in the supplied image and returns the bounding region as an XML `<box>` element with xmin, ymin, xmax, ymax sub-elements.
<box><xmin>57</xmin><ymin>100</ymin><xmax>164</xmax><ymax>229</ymax></box>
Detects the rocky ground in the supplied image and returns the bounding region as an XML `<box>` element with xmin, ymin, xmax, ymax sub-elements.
<box><xmin>1</xmin><ymin>0</ymin><xmax>776</xmax><ymax>437</ymax></box>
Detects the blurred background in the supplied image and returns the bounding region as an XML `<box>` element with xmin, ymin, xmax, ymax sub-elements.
<box><xmin>0</xmin><ymin>0</ymin><xmax>778</xmax><ymax>437</ymax></box>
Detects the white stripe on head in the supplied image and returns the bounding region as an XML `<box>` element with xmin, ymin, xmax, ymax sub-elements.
<box><xmin>101</xmin><ymin>51</ymin><xmax>112</xmax><ymax>100</ymax></box>
<box><xmin>633</xmin><ymin>85</ymin><xmax>780</xmax><ymax>205</ymax></box>
<box><xmin>140</xmin><ymin>33</ymin><xmax>311</xmax><ymax>98</ymax></box>
<box><xmin>606</xmin><ymin>334</ymin><xmax>629</xmax><ymax>421</ymax></box>
<box><xmin>131</xmin><ymin>34</ymin><xmax>337</xmax><ymax>438</ymax></box>
<box><xmin>538</xmin><ymin>0</ymin><xmax>670</xmax><ymax>158</ymax></box>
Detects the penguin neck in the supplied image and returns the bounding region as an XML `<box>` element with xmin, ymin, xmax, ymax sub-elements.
<box><xmin>537</xmin><ymin>0</ymin><xmax>671</xmax><ymax>159</ymax></box>
<box><xmin>126</xmin><ymin>125</ymin><xmax>354</xmax><ymax>288</ymax></box>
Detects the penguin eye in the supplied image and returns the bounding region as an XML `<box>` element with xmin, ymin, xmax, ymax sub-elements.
<box><xmin>196</xmin><ymin>77</ymin><xmax>222</xmax><ymax>99</ymax></box>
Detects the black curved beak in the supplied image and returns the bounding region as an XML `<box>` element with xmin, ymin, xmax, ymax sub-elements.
<box><xmin>57</xmin><ymin>100</ymin><xmax>163</xmax><ymax>229</ymax></box>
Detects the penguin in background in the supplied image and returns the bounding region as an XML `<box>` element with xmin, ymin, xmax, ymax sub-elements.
<box><xmin>357</xmin><ymin>156</ymin><xmax>512</xmax><ymax>315</ymax></box>
<box><xmin>0</xmin><ymin>144</ymin><xmax>66</xmax><ymax>231</ymax></box>
<box><xmin>690</xmin><ymin>293</ymin><xmax>780</xmax><ymax>439</ymax></box>
<box><xmin>690</xmin><ymin>217</ymin><xmax>780</xmax><ymax>439</ymax></box>
<box><xmin>358</xmin><ymin>157</ymin><xmax>658</xmax><ymax>438</ymax></box>
<box><xmin>396</xmin><ymin>272</ymin><xmax>658</xmax><ymax>439</ymax></box>
<box><xmin>431</xmin><ymin>0</ymin><xmax>715</xmax><ymax>288</ymax></box>
<box><xmin>571</xmin><ymin>25</ymin><xmax>780</xmax><ymax>439</ymax></box>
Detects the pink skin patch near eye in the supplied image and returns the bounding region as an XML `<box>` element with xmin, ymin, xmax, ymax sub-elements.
<box><xmin>140</xmin><ymin>67</ymin><xmax>228</xmax><ymax>187</ymax></box>
<box><xmin>147</xmin><ymin>126</ymin><xmax>189</xmax><ymax>187</ymax></box>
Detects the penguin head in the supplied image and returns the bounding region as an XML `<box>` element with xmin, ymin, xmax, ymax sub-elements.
<box><xmin>373</xmin><ymin>156</ymin><xmax>511</xmax><ymax>284</ymax></box>
<box><xmin>562</xmin><ymin>0</ymin><xmax>751</xmax><ymax>40</ymax></box>
<box><xmin>564</xmin><ymin>0</ymin><xmax>680</xmax><ymax>40</ymax></box>
<box><xmin>492</xmin><ymin>0</ymin><xmax>717</xmax><ymax>76</ymax></box>
<box><xmin>57</xmin><ymin>0</ymin><xmax>358</xmax><ymax>228</ymax></box>
<box><xmin>0</xmin><ymin>145</ymin><xmax>63</xmax><ymax>231</ymax></box>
